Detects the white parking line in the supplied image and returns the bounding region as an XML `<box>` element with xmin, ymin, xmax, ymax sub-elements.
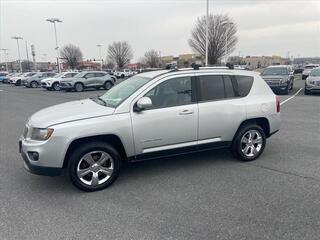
<box><xmin>280</xmin><ymin>88</ymin><xmax>303</xmax><ymax>105</ymax></box>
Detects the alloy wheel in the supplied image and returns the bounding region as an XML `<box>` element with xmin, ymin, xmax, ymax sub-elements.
<box><xmin>77</xmin><ymin>151</ymin><xmax>114</xmax><ymax>186</ymax></box>
<box><xmin>240</xmin><ymin>130</ymin><xmax>263</xmax><ymax>158</ymax></box>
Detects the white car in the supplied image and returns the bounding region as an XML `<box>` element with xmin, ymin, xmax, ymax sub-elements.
<box><xmin>302</xmin><ymin>64</ymin><xmax>319</xmax><ymax>80</ymax></box>
<box><xmin>10</xmin><ymin>72</ymin><xmax>36</xmax><ymax>86</ymax></box>
<box><xmin>41</xmin><ymin>72</ymin><xmax>78</xmax><ymax>91</ymax></box>
<box><xmin>115</xmin><ymin>69</ymin><xmax>134</xmax><ymax>78</ymax></box>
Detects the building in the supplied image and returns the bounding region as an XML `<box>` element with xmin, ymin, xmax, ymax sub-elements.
<box><xmin>228</xmin><ymin>56</ymin><xmax>291</xmax><ymax>69</ymax></box>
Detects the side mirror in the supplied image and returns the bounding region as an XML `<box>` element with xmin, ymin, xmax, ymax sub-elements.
<box><xmin>134</xmin><ymin>97</ymin><xmax>152</xmax><ymax>112</ymax></box>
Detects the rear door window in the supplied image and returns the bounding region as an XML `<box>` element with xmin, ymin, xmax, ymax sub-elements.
<box><xmin>198</xmin><ymin>75</ymin><xmax>225</xmax><ymax>101</ymax></box>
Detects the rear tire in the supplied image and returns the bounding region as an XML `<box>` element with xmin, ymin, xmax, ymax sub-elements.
<box><xmin>231</xmin><ymin>124</ymin><xmax>266</xmax><ymax>161</ymax></box>
<box><xmin>104</xmin><ymin>81</ymin><xmax>113</xmax><ymax>90</ymax></box>
<box><xmin>67</xmin><ymin>142</ymin><xmax>121</xmax><ymax>192</ymax></box>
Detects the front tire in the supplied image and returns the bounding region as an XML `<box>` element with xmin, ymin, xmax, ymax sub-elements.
<box><xmin>304</xmin><ymin>88</ymin><xmax>311</xmax><ymax>95</ymax></box>
<box><xmin>74</xmin><ymin>83</ymin><xmax>84</xmax><ymax>92</ymax></box>
<box><xmin>30</xmin><ymin>81</ymin><xmax>38</xmax><ymax>88</ymax></box>
<box><xmin>68</xmin><ymin>142</ymin><xmax>121</xmax><ymax>191</ymax></box>
<box><xmin>231</xmin><ymin>124</ymin><xmax>266</xmax><ymax>161</ymax></box>
<box><xmin>52</xmin><ymin>82</ymin><xmax>60</xmax><ymax>91</ymax></box>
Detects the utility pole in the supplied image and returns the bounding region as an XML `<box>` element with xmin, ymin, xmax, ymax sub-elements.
<box><xmin>96</xmin><ymin>44</ymin><xmax>103</xmax><ymax>71</ymax></box>
<box><xmin>11</xmin><ymin>36</ymin><xmax>23</xmax><ymax>72</ymax></box>
<box><xmin>205</xmin><ymin>0</ymin><xmax>209</xmax><ymax>66</ymax></box>
<box><xmin>46</xmin><ymin>18</ymin><xmax>62</xmax><ymax>72</ymax></box>
<box><xmin>25</xmin><ymin>41</ymin><xmax>31</xmax><ymax>71</ymax></box>
<box><xmin>31</xmin><ymin>44</ymin><xmax>36</xmax><ymax>71</ymax></box>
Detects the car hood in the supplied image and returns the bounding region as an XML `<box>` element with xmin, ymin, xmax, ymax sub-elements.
<box><xmin>41</xmin><ymin>77</ymin><xmax>56</xmax><ymax>83</ymax></box>
<box><xmin>307</xmin><ymin>76</ymin><xmax>320</xmax><ymax>81</ymax></box>
<box><xmin>28</xmin><ymin>99</ymin><xmax>115</xmax><ymax>128</ymax></box>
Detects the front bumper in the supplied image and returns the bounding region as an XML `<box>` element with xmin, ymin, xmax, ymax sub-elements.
<box><xmin>19</xmin><ymin>136</ymin><xmax>66</xmax><ymax>176</ymax></box>
<box><xmin>21</xmin><ymin>147</ymin><xmax>63</xmax><ymax>176</ymax></box>
<box><xmin>305</xmin><ymin>84</ymin><xmax>320</xmax><ymax>92</ymax></box>
<box><xmin>41</xmin><ymin>82</ymin><xmax>52</xmax><ymax>88</ymax></box>
<box><xmin>269</xmin><ymin>84</ymin><xmax>289</xmax><ymax>92</ymax></box>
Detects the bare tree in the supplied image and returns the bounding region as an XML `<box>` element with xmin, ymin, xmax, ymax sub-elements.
<box><xmin>107</xmin><ymin>41</ymin><xmax>133</xmax><ymax>69</ymax></box>
<box><xmin>189</xmin><ymin>14</ymin><xmax>238</xmax><ymax>65</ymax></box>
<box><xmin>143</xmin><ymin>50</ymin><xmax>161</xmax><ymax>68</ymax></box>
<box><xmin>60</xmin><ymin>44</ymin><xmax>83</xmax><ymax>70</ymax></box>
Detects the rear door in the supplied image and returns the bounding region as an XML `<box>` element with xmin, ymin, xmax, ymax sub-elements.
<box><xmin>196</xmin><ymin>74</ymin><xmax>246</xmax><ymax>149</ymax></box>
<box><xmin>94</xmin><ymin>72</ymin><xmax>106</xmax><ymax>86</ymax></box>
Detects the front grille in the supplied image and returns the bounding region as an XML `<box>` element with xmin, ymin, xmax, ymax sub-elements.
<box><xmin>264</xmin><ymin>79</ymin><xmax>281</xmax><ymax>86</ymax></box>
<box><xmin>41</xmin><ymin>82</ymin><xmax>47</xmax><ymax>86</ymax></box>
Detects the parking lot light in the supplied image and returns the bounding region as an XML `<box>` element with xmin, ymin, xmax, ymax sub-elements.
<box><xmin>46</xmin><ymin>18</ymin><xmax>62</xmax><ymax>73</ymax></box>
<box><xmin>11</xmin><ymin>36</ymin><xmax>23</xmax><ymax>73</ymax></box>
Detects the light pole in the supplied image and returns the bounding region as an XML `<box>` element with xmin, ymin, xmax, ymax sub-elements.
<box><xmin>11</xmin><ymin>36</ymin><xmax>23</xmax><ymax>72</ymax></box>
<box><xmin>96</xmin><ymin>44</ymin><xmax>103</xmax><ymax>71</ymax></box>
<box><xmin>46</xmin><ymin>17</ymin><xmax>62</xmax><ymax>72</ymax></box>
<box><xmin>205</xmin><ymin>0</ymin><xmax>209</xmax><ymax>66</ymax></box>
<box><xmin>224</xmin><ymin>22</ymin><xmax>232</xmax><ymax>64</ymax></box>
<box><xmin>0</xmin><ymin>48</ymin><xmax>9</xmax><ymax>72</ymax></box>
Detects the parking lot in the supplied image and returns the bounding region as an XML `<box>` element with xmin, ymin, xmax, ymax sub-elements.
<box><xmin>0</xmin><ymin>78</ymin><xmax>320</xmax><ymax>239</ymax></box>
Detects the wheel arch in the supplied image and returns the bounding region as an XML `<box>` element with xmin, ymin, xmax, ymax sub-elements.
<box><xmin>234</xmin><ymin>117</ymin><xmax>270</xmax><ymax>140</ymax></box>
<box><xmin>63</xmin><ymin>134</ymin><xmax>127</xmax><ymax>168</ymax></box>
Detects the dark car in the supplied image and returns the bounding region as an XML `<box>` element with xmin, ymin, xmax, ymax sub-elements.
<box><xmin>261</xmin><ymin>65</ymin><xmax>294</xmax><ymax>94</ymax></box>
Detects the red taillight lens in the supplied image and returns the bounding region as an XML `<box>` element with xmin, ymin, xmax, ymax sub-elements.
<box><xmin>276</xmin><ymin>96</ymin><xmax>280</xmax><ymax>112</ymax></box>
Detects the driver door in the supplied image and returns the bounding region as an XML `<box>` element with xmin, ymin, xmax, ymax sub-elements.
<box><xmin>130</xmin><ymin>75</ymin><xmax>198</xmax><ymax>159</ymax></box>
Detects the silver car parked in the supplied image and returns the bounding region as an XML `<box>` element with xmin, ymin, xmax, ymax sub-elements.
<box><xmin>20</xmin><ymin>68</ymin><xmax>280</xmax><ymax>191</ymax></box>
<box><xmin>305</xmin><ymin>67</ymin><xmax>320</xmax><ymax>95</ymax></box>
<box><xmin>59</xmin><ymin>71</ymin><xmax>116</xmax><ymax>92</ymax></box>
<box><xmin>41</xmin><ymin>72</ymin><xmax>78</xmax><ymax>91</ymax></box>
<box><xmin>22</xmin><ymin>72</ymin><xmax>57</xmax><ymax>88</ymax></box>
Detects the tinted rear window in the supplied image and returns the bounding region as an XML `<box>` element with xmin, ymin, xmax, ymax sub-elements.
<box><xmin>235</xmin><ymin>75</ymin><xmax>254</xmax><ymax>97</ymax></box>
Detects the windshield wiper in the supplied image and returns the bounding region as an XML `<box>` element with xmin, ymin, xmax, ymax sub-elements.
<box><xmin>97</xmin><ymin>96</ymin><xmax>107</xmax><ymax>106</ymax></box>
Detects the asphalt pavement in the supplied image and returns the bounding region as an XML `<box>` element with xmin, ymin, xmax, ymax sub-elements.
<box><xmin>0</xmin><ymin>78</ymin><xmax>320</xmax><ymax>240</ymax></box>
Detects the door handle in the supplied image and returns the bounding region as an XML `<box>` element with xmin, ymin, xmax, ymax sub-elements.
<box><xmin>179</xmin><ymin>109</ymin><xmax>194</xmax><ymax>115</ymax></box>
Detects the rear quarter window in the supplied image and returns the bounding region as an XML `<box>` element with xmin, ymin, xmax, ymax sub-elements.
<box><xmin>235</xmin><ymin>75</ymin><xmax>254</xmax><ymax>97</ymax></box>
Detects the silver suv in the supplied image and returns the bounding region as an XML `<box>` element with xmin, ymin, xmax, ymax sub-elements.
<box><xmin>19</xmin><ymin>68</ymin><xmax>281</xmax><ymax>191</ymax></box>
<box><xmin>59</xmin><ymin>71</ymin><xmax>116</xmax><ymax>92</ymax></box>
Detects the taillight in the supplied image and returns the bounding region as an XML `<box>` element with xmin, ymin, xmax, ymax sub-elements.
<box><xmin>276</xmin><ymin>96</ymin><xmax>280</xmax><ymax>112</ymax></box>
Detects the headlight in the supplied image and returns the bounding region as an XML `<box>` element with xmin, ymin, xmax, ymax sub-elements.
<box><xmin>280</xmin><ymin>78</ymin><xmax>288</xmax><ymax>84</ymax></box>
<box><xmin>31</xmin><ymin>128</ymin><xmax>54</xmax><ymax>141</ymax></box>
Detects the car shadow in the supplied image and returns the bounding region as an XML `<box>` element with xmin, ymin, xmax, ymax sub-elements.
<box><xmin>26</xmin><ymin>149</ymin><xmax>237</xmax><ymax>193</ymax></box>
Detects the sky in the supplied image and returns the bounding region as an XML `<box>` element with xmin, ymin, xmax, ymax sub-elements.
<box><xmin>0</xmin><ymin>0</ymin><xmax>320</xmax><ymax>63</ymax></box>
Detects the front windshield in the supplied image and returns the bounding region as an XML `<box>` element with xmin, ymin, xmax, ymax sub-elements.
<box><xmin>25</xmin><ymin>72</ymin><xmax>36</xmax><ymax>77</ymax></box>
<box><xmin>73</xmin><ymin>72</ymin><xmax>86</xmax><ymax>78</ymax></box>
<box><xmin>262</xmin><ymin>67</ymin><xmax>288</xmax><ymax>76</ymax></box>
<box><xmin>310</xmin><ymin>68</ymin><xmax>320</xmax><ymax>77</ymax></box>
<box><xmin>98</xmin><ymin>76</ymin><xmax>150</xmax><ymax>108</ymax></box>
